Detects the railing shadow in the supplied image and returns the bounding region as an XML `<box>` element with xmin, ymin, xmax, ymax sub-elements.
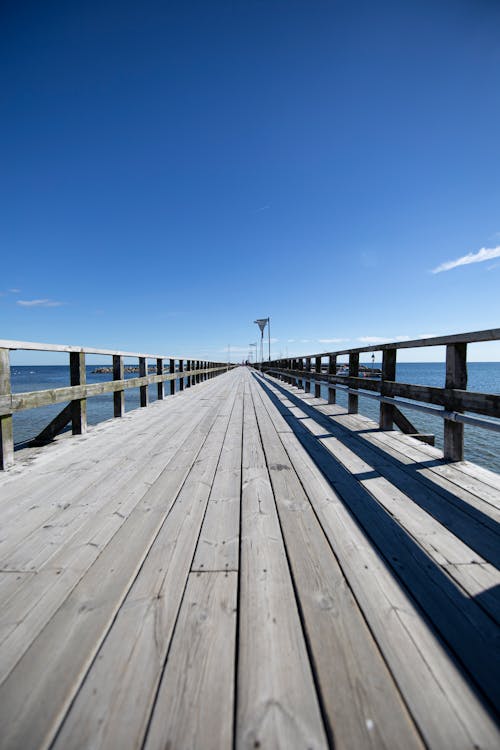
<box><xmin>252</xmin><ymin>371</ymin><xmax>500</xmax><ymax>722</ymax></box>
<box><xmin>260</xmin><ymin>375</ymin><xmax>500</xmax><ymax>568</ymax></box>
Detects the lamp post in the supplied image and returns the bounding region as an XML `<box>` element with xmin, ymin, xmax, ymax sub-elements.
<box><xmin>254</xmin><ymin>318</ymin><xmax>270</xmax><ymax>367</ymax></box>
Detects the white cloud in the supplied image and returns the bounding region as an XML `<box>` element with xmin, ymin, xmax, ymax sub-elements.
<box><xmin>17</xmin><ymin>299</ymin><xmax>64</xmax><ymax>307</ymax></box>
<box><xmin>417</xmin><ymin>333</ymin><xmax>438</xmax><ymax>339</ymax></box>
<box><xmin>318</xmin><ymin>338</ymin><xmax>348</xmax><ymax>344</ymax></box>
<box><xmin>9</xmin><ymin>288</ymin><xmax>20</xmax><ymax>293</ymax></box>
<box><xmin>432</xmin><ymin>245</ymin><xmax>500</xmax><ymax>274</ymax></box>
<box><xmin>287</xmin><ymin>339</ymin><xmax>295</xmax><ymax>343</ymax></box>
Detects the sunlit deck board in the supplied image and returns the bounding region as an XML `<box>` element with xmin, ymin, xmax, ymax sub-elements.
<box><xmin>0</xmin><ymin>366</ymin><xmax>499</xmax><ymax>749</ymax></box>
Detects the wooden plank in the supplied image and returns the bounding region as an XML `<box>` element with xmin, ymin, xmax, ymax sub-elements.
<box><xmin>0</xmin><ymin>374</ymin><xmax>228</xmax><ymax>557</ymax></box>
<box><xmin>144</xmin><ymin>571</ymin><xmax>237</xmax><ymax>750</ymax></box>
<box><xmin>0</xmin><ymin>372</ymin><xmax>240</xmax><ymax>750</ymax></box>
<box><xmin>50</xmin><ymin>375</ymin><xmax>240</xmax><ymax>750</ymax></box>
<box><xmin>249</xmin><ymin>376</ymin><xmax>423</xmax><ymax>749</ymax></box>
<box><xmin>191</xmin><ymin>389</ymin><xmax>243</xmax><ymax>572</ymax></box>
<box><xmin>236</xmin><ymin>389</ymin><xmax>327</xmax><ymax>749</ymax></box>
<box><xmin>250</xmin><ymin>381</ymin><xmax>499</xmax><ymax>748</ymax></box>
<box><xmin>257</xmin><ymin>376</ymin><xmax>500</xmax><ymax>680</ymax></box>
<box><xmin>0</xmin><ymin>384</ymin><xmax>232</xmax><ymax>683</ymax></box>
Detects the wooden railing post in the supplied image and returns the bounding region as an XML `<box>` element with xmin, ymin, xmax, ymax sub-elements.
<box><xmin>179</xmin><ymin>359</ymin><xmax>184</xmax><ymax>391</ymax></box>
<box><xmin>157</xmin><ymin>358</ymin><xmax>164</xmax><ymax>400</ymax></box>
<box><xmin>305</xmin><ymin>357</ymin><xmax>311</xmax><ymax>393</ymax></box>
<box><xmin>113</xmin><ymin>355</ymin><xmax>125</xmax><ymax>417</ymax></box>
<box><xmin>70</xmin><ymin>351</ymin><xmax>87</xmax><ymax>434</ymax></box>
<box><xmin>170</xmin><ymin>359</ymin><xmax>175</xmax><ymax>395</ymax></box>
<box><xmin>297</xmin><ymin>358</ymin><xmax>304</xmax><ymax>391</ymax></box>
<box><xmin>444</xmin><ymin>343</ymin><xmax>467</xmax><ymax>461</ymax></box>
<box><xmin>348</xmin><ymin>352</ymin><xmax>359</xmax><ymax>413</ymax></box>
<box><xmin>139</xmin><ymin>357</ymin><xmax>148</xmax><ymax>407</ymax></box>
<box><xmin>0</xmin><ymin>348</ymin><xmax>14</xmax><ymax>469</ymax></box>
<box><xmin>380</xmin><ymin>349</ymin><xmax>396</xmax><ymax>430</ymax></box>
<box><xmin>314</xmin><ymin>356</ymin><xmax>321</xmax><ymax>398</ymax></box>
<box><xmin>328</xmin><ymin>355</ymin><xmax>337</xmax><ymax>404</ymax></box>
<box><xmin>186</xmin><ymin>359</ymin><xmax>191</xmax><ymax>388</ymax></box>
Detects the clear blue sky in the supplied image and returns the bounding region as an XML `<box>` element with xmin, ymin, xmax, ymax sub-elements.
<box><xmin>1</xmin><ymin>0</ymin><xmax>499</xmax><ymax>363</ymax></box>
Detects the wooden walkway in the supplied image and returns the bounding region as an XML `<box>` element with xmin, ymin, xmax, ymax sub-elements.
<box><xmin>0</xmin><ymin>366</ymin><xmax>499</xmax><ymax>749</ymax></box>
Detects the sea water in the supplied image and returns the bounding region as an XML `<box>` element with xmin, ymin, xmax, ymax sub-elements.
<box><xmin>8</xmin><ymin>363</ymin><xmax>500</xmax><ymax>474</ymax></box>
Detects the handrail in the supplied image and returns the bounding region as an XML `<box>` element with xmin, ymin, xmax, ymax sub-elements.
<box><xmin>0</xmin><ymin>338</ymin><xmax>199</xmax><ymax>360</ymax></box>
<box><xmin>0</xmin><ymin>339</ymin><xmax>233</xmax><ymax>469</ymax></box>
<box><xmin>261</xmin><ymin>328</ymin><xmax>500</xmax><ymax>462</ymax></box>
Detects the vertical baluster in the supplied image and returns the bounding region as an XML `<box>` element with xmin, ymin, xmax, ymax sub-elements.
<box><xmin>314</xmin><ymin>356</ymin><xmax>321</xmax><ymax>398</ymax></box>
<box><xmin>179</xmin><ymin>359</ymin><xmax>184</xmax><ymax>390</ymax></box>
<box><xmin>113</xmin><ymin>355</ymin><xmax>125</xmax><ymax>417</ymax></box>
<box><xmin>328</xmin><ymin>354</ymin><xmax>337</xmax><ymax>404</ymax></box>
<box><xmin>348</xmin><ymin>352</ymin><xmax>359</xmax><ymax>413</ymax></box>
<box><xmin>70</xmin><ymin>351</ymin><xmax>87</xmax><ymax>434</ymax></box>
<box><xmin>186</xmin><ymin>359</ymin><xmax>191</xmax><ymax>388</ymax></box>
<box><xmin>157</xmin><ymin>358</ymin><xmax>164</xmax><ymax>400</ymax></box>
<box><xmin>444</xmin><ymin>343</ymin><xmax>467</xmax><ymax>461</ymax></box>
<box><xmin>0</xmin><ymin>348</ymin><xmax>14</xmax><ymax>469</ymax></box>
<box><xmin>305</xmin><ymin>357</ymin><xmax>311</xmax><ymax>393</ymax></box>
<box><xmin>139</xmin><ymin>357</ymin><xmax>148</xmax><ymax>407</ymax></box>
<box><xmin>380</xmin><ymin>349</ymin><xmax>396</xmax><ymax>430</ymax></box>
<box><xmin>170</xmin><ymin>358</ymin><xmax>175</xmax><ymax>395</ymax></box>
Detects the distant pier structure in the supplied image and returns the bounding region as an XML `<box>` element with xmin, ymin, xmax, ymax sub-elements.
<box><xmin>0</xmin><ymin>330</ymin><xmax>499</xmax><ymax>749</ymax></box>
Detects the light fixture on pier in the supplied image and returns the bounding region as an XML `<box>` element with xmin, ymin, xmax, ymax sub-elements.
<box><xmin>254</xmin><ymin>317</ymin><xmax>271</xmax><ymax>365</ymax></box>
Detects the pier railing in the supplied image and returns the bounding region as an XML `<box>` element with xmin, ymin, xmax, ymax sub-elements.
<box><xmin>0</xmin><ymin>339</ymin><xmax>232</xmax><ymax>469</ymax></box>
<box><xmin>261</xmin><ymin>328</ymin><xmax>500</xmax><ymax>462</ymax></box>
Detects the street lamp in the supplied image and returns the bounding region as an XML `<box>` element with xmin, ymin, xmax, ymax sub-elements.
<box><xmin>254</xmin><ymin>317</ymin><xmax>271</xmax><ymax>365</ymax></box>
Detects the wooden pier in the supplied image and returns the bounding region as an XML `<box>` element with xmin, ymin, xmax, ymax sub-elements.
<box><xmin>0</xmin><ymin>335</ymin><xmax>499</xmax><ymax>749</ymax></box>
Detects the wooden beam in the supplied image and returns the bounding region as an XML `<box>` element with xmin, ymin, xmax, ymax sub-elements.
<box><xmin>31</xmin><ymin>403</ymin><xmax>73</xmax><ymax>446</ymax></box>
<box><xmin>70</xmin><ymin>351</ymin><xmax>87</xmax><ymax>435</ymax></box>
<box><xmin>157</xmin><ymin>359</ymin><xmax>164</xmax><ymax>400</ymax></box>
<box><xmin>348</xmin><ymin>353</ymin><xmax>359</xmax><ymax>414</ymax></box>
<box><xmin>113</xmin><ymin>355</ymin><xmax>125</xmax><ymax>417</ymax></box>
<box><xmin>305</xmin><ymin>358</ymin><xmax>311</xmax><ymax>394</ymax></box>
<box><xmin>444</xmin><ymin>343</ymin><xmax>467</xmax><ymax>461</ymax></box>
<box><xmin>328</xmin><ymin>355</ymin><xmax>336</xmax><ymax>404</ymax></box>
<box><xmin>380</xmin><ymin>349</ymin><xmax>396</xmax><ymax>430</ymax></box>
<box><xmin>0</xmin><ymin>348</ymin><xmax>14</xmax><ymax>469</ymax></box>
<box><xmin>179</xmin><ymin>360</ymin><xmax>184</xmax><ymax>391</ymax></box>
<box><xmin>139</xmin><ymin>357</ymin><xmax>148</xmax><ymax>407</ymax></box>
<box><xmin>314</xmin><ymin>356</ymin><xmax>321</xmax><ymax>398</ymax></box>
<box><xmin>170</xmin><ymin>359</ymin><xmax>175</xmax><ymax>395</ymax></box>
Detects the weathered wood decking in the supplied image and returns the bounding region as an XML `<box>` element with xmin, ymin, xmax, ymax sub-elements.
<box><xmin>0</xmin><ymin>366</ymin><xmax>499</xmax><ymax>749</ymax></box>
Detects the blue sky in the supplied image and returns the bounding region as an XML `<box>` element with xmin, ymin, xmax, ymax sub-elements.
<box><xmin>1</xmin><ymin>0</ymin><xmax>499</xmax><ymax>364</ymax></box>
